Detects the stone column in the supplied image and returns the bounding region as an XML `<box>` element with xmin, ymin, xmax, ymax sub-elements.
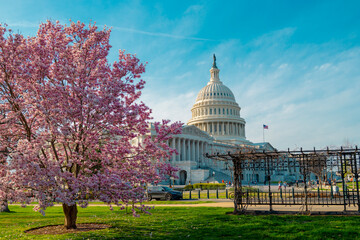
<box><xmin>203</xmin><ymin>142</ymin><xmax>209</xmax><ymax>166</ymax></box>
<box><xmin>191</xmin><ymin>140</ymin><xmax>195</xmax><ymax>160</ymax></box>
<box><xmin>196</xmin><ymin>140</ymin><xmax>199</xmax><ymax>163</ymax></box>
<box><xmin>187</xmin><ymin>139</ymin><xmax>191</xmax><ymax>160</ymax></box>
<box><xmin>177</xmin><ymin>137</ymin><xmax>181</xmax><ymax>161</ymax></box>
<box><xmin>171</xmin><ymin>138</ymin><xmax>176</xmax><ymax>161</ymax></box>
<box><xmin>182</xmin><ymin>138</ymin><xmax>186</xmax><ymax>161</ymax></box>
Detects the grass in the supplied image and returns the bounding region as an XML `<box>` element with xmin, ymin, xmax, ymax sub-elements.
<box><xmin>24</xmin><ymin>200</ymin><xmax>217</xmax><ymax>205</ymax></box>
<box><xmin>89</xmin><ymin>200</ymin><xmax>217</xmax><ymax>205</ymax></box>
<box><xmin>2</xmin><ymin>206</ymin><xmax>360</xmax><ymax>239</ymax></box>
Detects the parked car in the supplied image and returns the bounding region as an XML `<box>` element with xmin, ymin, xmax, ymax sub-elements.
<box><xmin>288</xmin><ymin>180</ymin><xmax>305</xmax><ymax>187</ymax></box>
<box><xmin>147</xmin><ymin>186</ymin><xmax>183</xmax><ymax>201</ymax></box>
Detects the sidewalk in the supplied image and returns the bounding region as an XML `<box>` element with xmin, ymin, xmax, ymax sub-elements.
<box><xmin>147</xmin><ymin>199</ymin><xmax>360</xmax><ymax>213</ymax></box>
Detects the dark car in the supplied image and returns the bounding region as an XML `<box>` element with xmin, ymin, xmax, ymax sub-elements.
<box><xmin>147</xmin><ymin>186</ymin><xmax>183</xmax><ymax>201</ymax></box>
<box><xmin>288</xmin><ymin>180</ymin><xmax>305</xmax><ymax>187</ymax></box>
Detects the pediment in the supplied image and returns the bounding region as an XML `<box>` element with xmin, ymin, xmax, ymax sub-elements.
<box><xmin>181</xmin><ymin>125</ymin><xmax>213</xmax><ymax>140</ymax></box>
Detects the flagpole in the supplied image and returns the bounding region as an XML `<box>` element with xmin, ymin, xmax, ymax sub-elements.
<box><xmin>263</xmin><ymin>125</ymin><xmax>265</xmax><ymax>142</ymax></box>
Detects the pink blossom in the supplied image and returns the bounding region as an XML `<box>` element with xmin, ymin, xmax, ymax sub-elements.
<box><xmin>0</xmin><ymin>20</ymin><xmax>182</xmax><ymax>218</ymax></box>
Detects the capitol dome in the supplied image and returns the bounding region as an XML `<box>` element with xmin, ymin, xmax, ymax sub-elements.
<box><xmin>188</xmin><ymin>55</ymin><xmax>247</xmax><ymax>144</ymax></box>
<box><xmin>195</xmin><ymin>82</ymin><xmax>236</xmax><ymax>102</ymax></box>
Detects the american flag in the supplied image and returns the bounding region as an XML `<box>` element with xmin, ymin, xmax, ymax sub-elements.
<box><xmin>263</xmin><ymin>124</ymin><xmax>268</xmax><ymax>129</ymax></box>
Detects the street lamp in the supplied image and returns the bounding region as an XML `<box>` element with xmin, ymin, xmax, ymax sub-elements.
<box><xmin>170</xmin><ymin>177</ymin><xmax>174</xmax><ymax>188</ymax></box>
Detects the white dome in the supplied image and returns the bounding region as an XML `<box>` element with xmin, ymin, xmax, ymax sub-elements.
<box><xmin>195</xmin><ymin>82</ymin><xmax>236</xmax><ymax>102</ymax></box>
<box><xmin>187</xmin><ymin>55</ymin><xmax>247</xmax><ymax>144</ymax></box>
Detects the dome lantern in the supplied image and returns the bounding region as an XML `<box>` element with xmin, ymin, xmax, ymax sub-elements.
<box><xmin>210</xmin><ymin>54</ymin><xmax>221</xmax><ymax>83</ymax></box>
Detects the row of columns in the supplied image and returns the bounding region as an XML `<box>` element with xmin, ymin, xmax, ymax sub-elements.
<box><xmin>169</xmin><ymin>137</ymin><xmax>210</xmax><ymax>164</ymax></box>
<box><xmin>192</xmin><ymin>107</ymin><xmax>240</xmax><ymax>118</ymax></box>
<box><xmin>194</xmin><ymin>122</ymin><xmax>245</xmax><ymax>136</ymax></box>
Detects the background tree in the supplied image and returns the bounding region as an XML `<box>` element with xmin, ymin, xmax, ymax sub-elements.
<box><xmin>0</xmin><ymin>21</ymin><xmax>182</xmax><ymax>229</ymax></box>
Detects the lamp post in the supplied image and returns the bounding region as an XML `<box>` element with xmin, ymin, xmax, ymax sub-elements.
<box><xmin>189</xmin><ymin>161</ymin><xmax>192</xmax><ymax>185</ymax></box>
<box><xmin>170</xmin><ymin>177</ymin><xmax>174</xmax><ymax>188</ymax></box>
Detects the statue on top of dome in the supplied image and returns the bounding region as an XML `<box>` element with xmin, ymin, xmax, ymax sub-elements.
<box><xmin>212</xmin><ymin>54</ymin><xmax>217</xmax><ymax>68</ymax></box>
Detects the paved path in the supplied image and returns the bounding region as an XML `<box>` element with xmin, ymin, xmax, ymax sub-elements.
<box><xmin>11</xmin><ymin>199</ymin><xmax>360</xmax><ymax>213</ymax></box>
<box><xmin>145</xmin><ymin>199</ymin><xmax>360</xmax><ymax>213</ymax></box>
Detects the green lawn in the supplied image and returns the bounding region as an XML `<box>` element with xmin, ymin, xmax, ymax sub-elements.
<box><xmin>88</xmin><ymin>200</ymin><xmax>216</xmax><ymax>205</ymax></box>
<box><xmin>1</xmin><ymin>205</ymin><xmax>360</xmax><ymax>239</ymax></box>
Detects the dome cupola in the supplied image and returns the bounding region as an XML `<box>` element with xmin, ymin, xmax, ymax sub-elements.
<box><xmin>187</xmin><ymin>55</ymin><xmax>247</xmax><ymax>144</ymax></box>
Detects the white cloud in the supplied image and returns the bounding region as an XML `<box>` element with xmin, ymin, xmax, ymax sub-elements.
<box><xmin>111</xmin><ymin>26</ymin><xmax>213</xmax><ymax>41</ymax></box>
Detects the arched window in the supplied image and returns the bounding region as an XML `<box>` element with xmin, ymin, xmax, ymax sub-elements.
<box><xmin>214</xmin><ymin>108</ymin><xmax>216</xmax><ymax>114</ymax></box>
<box><xmin>230</xmin><ymin>109</ymin><xmax>233</xmax><ymax>115</ymax></box>
<box><xmin>223</xmin><ymin>108</ymin><xmax>225</xmax><ymax>114</ymax></box>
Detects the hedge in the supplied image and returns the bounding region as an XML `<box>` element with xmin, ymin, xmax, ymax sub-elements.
<box><xmin>184</xmin><ymin>183</ymin><xmax>226</xmax><ymax>190</ymax></box>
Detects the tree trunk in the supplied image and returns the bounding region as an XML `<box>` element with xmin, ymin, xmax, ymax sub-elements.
<box><xmin>0</xmin><ymin>200</ymin><xmax>10</xmax><ymax>212</ymax></box>
<box><xmin>62</xmin><ymin>203</ymin><xmax>78</xmax><ymax>229</ymax></box>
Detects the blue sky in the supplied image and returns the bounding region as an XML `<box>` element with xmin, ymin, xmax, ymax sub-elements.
<box><xmin>1</xmin><ymin>0</ymin><xmax>359</xmax><ymax>150</ymax></box>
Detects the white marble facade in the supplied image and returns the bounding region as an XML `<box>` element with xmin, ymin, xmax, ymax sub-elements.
<box><xmin>146</xmin><ymin>55</ymin><xmax>302</xmax><ymax>185</ymax></box>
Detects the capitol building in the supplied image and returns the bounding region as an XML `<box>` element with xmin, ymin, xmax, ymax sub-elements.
<box><xmin>142</xmin><ymin>55</ymin><xmax>301</xmax><ymax>185</ymax></box>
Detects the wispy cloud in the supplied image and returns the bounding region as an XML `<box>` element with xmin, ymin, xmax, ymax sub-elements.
<box><xmin>111</xmin><ymin>26</ymin><xmax>214</xmax><ymax>41</ymax></box>
<box><xmin>6</xmin><ymin>21</ymin><xmax>39</xmax><ymax>28</ymax></box>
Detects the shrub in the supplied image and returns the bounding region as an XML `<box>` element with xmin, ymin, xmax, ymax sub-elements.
<box><xmin>192</xmin><ymin>183</ymin><xmax>226</xmax><ymax>190</ymax></box>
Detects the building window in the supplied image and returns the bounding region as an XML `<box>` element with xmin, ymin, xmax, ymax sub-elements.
<box><xmin>223</xmin><ymin>108</ymin><xmax>225</xmax><ymax>114</ymax></box>
<box><xmin>227</xmin><ymin>109</ymin><xmax>229</xmax><ymax>115</ymax></box>
<box><xmin>210</xmin><ymin>109</ymin><xmax>212</xmax><ymax>115</ymax></box>
<box><xmin>230</xmin><ymin>109</ymin><xmax>232</xmax><ymax>115</ymax></box>
<box><xmin>214</xmin><ymin>108</ymin><xmax>216</xmax><ymax>114</ymax></box>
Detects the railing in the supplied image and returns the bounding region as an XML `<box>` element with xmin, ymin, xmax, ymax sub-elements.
<box><xmin>205</xmin><ymin>147</ymin><xmax>360</xmax><ymax>213</ymax></box>
<box><xmin>182</xmin><ymin>189</ymin><xmax>230</xmax><ymax>199</ymax></box>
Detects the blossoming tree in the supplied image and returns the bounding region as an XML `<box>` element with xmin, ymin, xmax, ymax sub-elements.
<box><xmin>0</xmin><ymin>21</ymin><xmax>182</xmax><ymax>229</ymax></box>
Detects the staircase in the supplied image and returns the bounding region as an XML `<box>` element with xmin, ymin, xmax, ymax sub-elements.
<box><xmin>204</xmin><ymin>168</ymin><xmax>232</xmax><ymax>183</ymax></box>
